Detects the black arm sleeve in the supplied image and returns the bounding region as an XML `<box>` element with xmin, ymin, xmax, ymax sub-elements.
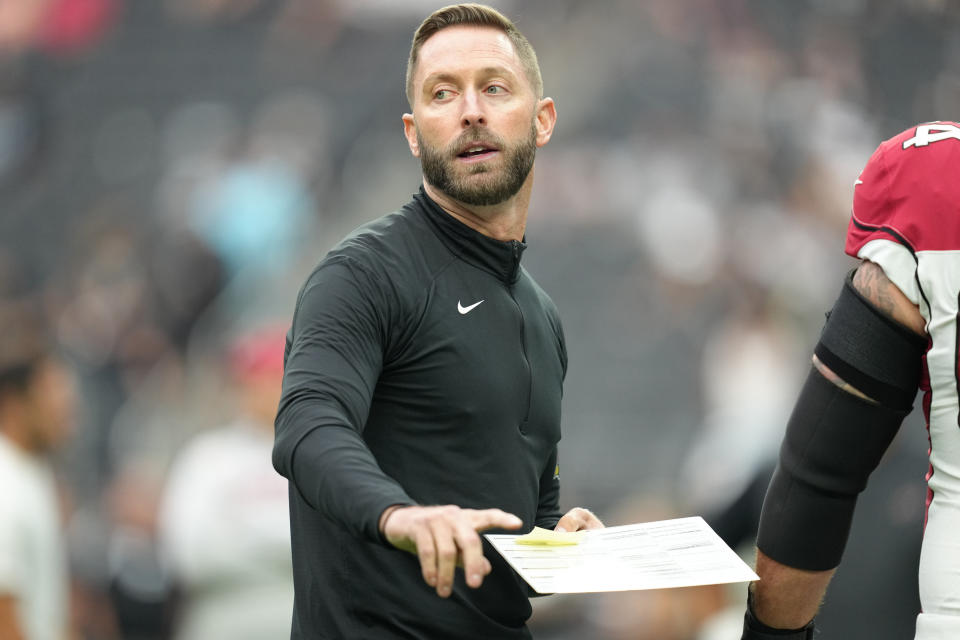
<box><xmin>273</xmin><ymin>257</ymin><xmax>415</xmax><ymax>545</ymax></box>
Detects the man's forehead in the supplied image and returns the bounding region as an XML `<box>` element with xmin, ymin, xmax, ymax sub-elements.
<box><xmin>415</xmin><ymin>25</ymin><xmax>521</xmax><ymax>79</ymax></box>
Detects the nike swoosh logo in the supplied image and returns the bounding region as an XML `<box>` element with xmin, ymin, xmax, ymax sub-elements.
<box><xmin>458</xmin><ymin>299</ymin><xmax>485</xmax><ymax>315</ymax></box>
<box><xmin>855</xmin><ymin>179</ymin><xmax>863</xmax><ymax>185</ymax></box>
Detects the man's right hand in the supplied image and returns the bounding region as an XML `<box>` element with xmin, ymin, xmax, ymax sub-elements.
<box><xmin>379</xmin><ymin>505</ymin><xmax>523</xmax><ymax>598</ymax></box>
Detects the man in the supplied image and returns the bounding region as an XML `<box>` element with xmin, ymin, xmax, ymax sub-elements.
<box><xmin>0</xmin><ymin>316</ymin><xmax>76</xmax><ymax>640</ymax></box>
<box><xmin>160</xmin><ymin>327</ymin><xmax>292</xmax><ymax>639</ymax></box>
<box><xmin>741</xmin><ymin>121</ymin><xmax>960</xmax><ymax>639</ymax></box>
<box><xmin>272</xmin><ymin>4</ymin><xmax>602</xmax><ymax>638</ymax></box>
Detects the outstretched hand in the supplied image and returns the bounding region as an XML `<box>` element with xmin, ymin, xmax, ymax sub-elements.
<box><xmin>380</xmin><ymin>505</ymin><xmax>523</xmax><ymax>598</ymax></box>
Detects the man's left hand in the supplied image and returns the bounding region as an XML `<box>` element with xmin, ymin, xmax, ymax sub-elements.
<box><xmin>554</xmin><ymin>507</ymin><xmax>603</xmax><ymax>532</ymax></box>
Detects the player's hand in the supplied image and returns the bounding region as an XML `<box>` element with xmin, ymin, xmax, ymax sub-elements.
<box><xmin>380</xmin><ymin>505</ymin><xmax>523</xmax><ymax>598</ymax></box>
<box><xmin>555</xmin><ymin>507</ymin><xmax>604</xmax><ymax>532</ymax></box>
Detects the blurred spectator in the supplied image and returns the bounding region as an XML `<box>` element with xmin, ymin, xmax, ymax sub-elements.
<box><xmin>187</xmin><ymin>151</ymin><xmax>313</xmax><ymax>281</ymax></box>
<box><xmin>681</xmin><ymin>288</ymin><xmax>804</xmax><ymax>517</ymax></box>
<box><xmin>158</xmin><ymin>325</ymin><xmax>292</xmax><ymax>640</ymax></box>
<box><xmin>0</xmin><ymin>304</ymin><xmax>77</xmax><ymax>640</ymax></box>
<box><xmin>105</xmin><ymin>462</ymin><xmax>177</xmax><ymax>640</ymax></box>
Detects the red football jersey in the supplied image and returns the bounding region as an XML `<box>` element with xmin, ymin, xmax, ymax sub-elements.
<box><xmin>845</xmin><ymin>121</ymin><xmax>960</xmax><ymax>639</ymax></box>
<box><xmin>847</xmin><ymin>121</ymin><xmax>960</xmax><ymax>255</ymax></box>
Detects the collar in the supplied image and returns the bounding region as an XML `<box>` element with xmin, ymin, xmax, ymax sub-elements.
<box><xmin>413</xmin><ymin>186</ymin><xmax>526</xmax><ymax>284</ymax></box>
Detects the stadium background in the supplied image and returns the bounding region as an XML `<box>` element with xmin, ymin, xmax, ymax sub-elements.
<box><xmin>0</xmin><ymin>0</ymin><xmax>952</xmax><ymax>637</ymax></box>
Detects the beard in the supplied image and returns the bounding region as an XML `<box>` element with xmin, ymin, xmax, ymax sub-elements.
<box><xmin>418</xmin><ymin>122</ymin><xmax>537</xmax><ymax>206</ymax></box>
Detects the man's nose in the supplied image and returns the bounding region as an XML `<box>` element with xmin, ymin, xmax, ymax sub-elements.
<box><xmin>461</xmin><ymin>89</ymin><xmax>486</xmax><ymax>127</ymax></box>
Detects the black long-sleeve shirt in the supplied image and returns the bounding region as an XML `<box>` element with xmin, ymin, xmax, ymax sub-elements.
<box><xmin>273</xmin><ymin>188</ymin><xmax>567</xmax><ymax>639</ymax></box>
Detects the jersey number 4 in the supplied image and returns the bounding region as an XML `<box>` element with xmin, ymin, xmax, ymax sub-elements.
<box><xmin>902</xmin><ymin>123</ymin><xmax>960</xmax><ymax>149</ymax></box>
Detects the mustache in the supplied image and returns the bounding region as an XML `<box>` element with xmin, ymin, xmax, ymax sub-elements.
<box><xmin>447</xmin><ymin>126</ymin><xmax>506</xmax><ymax>156</ymax></box>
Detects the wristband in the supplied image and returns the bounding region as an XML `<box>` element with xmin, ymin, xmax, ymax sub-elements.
<box><xmin>741</xmin><ymin>593</ymin><xmax>815</xmax><ymax>640</ymax></box>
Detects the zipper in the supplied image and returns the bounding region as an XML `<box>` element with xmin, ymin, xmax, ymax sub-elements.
<box><xmin>509</xmin><ymin>283</ymin><xmax>533</xmax><ymax>430</ymax></box>
<box><xmin>508</xmin><ymin>239</ymin><xmax>531</xmax><ymax>430</ymax></box>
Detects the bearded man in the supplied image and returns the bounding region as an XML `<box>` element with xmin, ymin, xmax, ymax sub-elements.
<box><xmin>271</xmin><ymin>4</ymin><xmax>602</xmax><ymax>639</ymax></box>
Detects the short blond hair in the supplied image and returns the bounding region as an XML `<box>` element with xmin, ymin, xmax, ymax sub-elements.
<box><xmin>405</xmin><ymin>3</ymin><xmax>543</xmax><ymax>106</ymax></box>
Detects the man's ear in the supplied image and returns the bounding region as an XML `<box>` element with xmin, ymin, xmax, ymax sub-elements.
<box><xmin>534</xmin><ymin>97</ymin><xmax>557</xmax><ymax>148</ymax></box>
<box><xmin>402</xmin><ymin>113</ymin><xmax>420</xmax><ymax>158</ymax></box>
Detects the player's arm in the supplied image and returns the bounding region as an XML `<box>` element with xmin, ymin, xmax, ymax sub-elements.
<box><xmin>847</xmin><ymin>260</ymin><xmax>927</xmax><ymax>335</ymax></box>
<box><xmin>0</xmin><ymin>595</ymin><xmax>25</xmax><ymax>640</ymax></box>
<box><xmin>743</xmin><ymin>260</ymin><xmax>926</xmax><ymax>638</ymax></box>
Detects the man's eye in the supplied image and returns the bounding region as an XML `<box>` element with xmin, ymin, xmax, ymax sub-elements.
<box><xmin>434</xmin><ymin>89</ymin><xmax>449</xmax><ymax>100</ymax></box>
<box><xmin>486</xmin><ymin>86</ymin><xmax>503</xmax><ymax>94</ymax></box>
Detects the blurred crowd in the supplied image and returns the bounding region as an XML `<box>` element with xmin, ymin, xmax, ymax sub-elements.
<box><xmin>0</xmin><ymin>0</ymin><xmax>954</xmax><ymax>638</ymax></box>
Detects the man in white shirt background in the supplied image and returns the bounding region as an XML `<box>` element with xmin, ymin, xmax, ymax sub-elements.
<box><xmin>158</xmin><ymin>326</ymin><xmax>293</xmax><ymax>640</ymax></box>
<box><xmin>0</xmin><ymin>308</ymin><xmax>78</xmax><ymax>640</ymax></box>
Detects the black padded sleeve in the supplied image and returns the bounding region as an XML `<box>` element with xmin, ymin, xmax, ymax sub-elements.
<box><xmin>756</xmin><ymin>367</ymin><xmax>909</xmax><ymax>570</ymax></box>
<box><xmin>814</xmin><ymin>270</ymin><xmax>926</xmax><ymax>410</ymax></box>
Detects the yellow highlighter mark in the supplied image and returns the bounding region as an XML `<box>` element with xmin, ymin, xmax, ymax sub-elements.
<box><xmin>515</xmin><ymin>526</ymin><xmax>585</xmax><ymax>546</ymax></box>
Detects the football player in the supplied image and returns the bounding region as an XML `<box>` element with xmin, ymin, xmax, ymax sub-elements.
<box><xmin>742</xmin><ymin>122</ymin><xmax>960</xmax><ymax>640</ymax></box>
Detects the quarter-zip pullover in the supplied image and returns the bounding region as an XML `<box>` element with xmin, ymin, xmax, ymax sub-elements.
<box><xmin>273</xmin><ymin>187</ymin><xmax>567</xmax><ymax>639</ymax></box>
